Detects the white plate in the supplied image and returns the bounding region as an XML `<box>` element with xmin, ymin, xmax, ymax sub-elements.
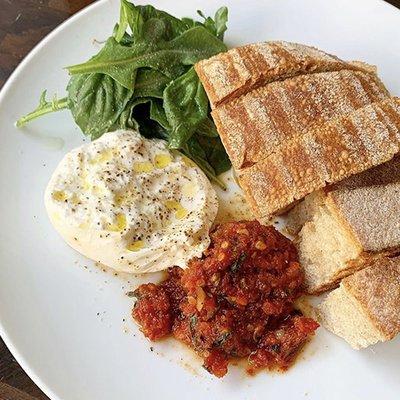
<box><xmin>1</xmin><ymin>0</ymin><xmax>400</xmax><ymax>399</ymax></box>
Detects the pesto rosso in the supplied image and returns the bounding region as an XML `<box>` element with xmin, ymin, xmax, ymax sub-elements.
<box><xmin>17</xmin><ymin>1</ymin><xmax>231</xmax><ymax>187</ymax></box>
<box><xmin>132</xmin><ymin>220</ymin><xmax>319</xmax><ymax>377</ymax></box>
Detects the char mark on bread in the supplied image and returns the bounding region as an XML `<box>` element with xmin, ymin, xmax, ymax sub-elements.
<box><xmin>239</xmin><ymin>97</ymin><xmax>400</xmax><ymax>219</ymax></box>
<box><xmin>212</xmin><ymin>69</ymin><xmax>390</xmax><ymax>169</ymax></box>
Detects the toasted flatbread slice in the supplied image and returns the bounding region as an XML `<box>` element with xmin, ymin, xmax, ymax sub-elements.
<box><xmin>239</xmin><ymin>97</ymin><xmax>400</xmax><ymax>219</ymax></box>
<box><xmin>195</xmin><ymin>41</ymin><xmax>374</xmax><ymax>108</ymax></box>
<box><xmin>328</xmin><ymin>158</ymin><xmax>400</xmax><ymax>252</ymax></box>
<box><xmin>285</xmin><ymin>156</ymin><xmax>400</xmax><ymax>293</ymax></box>
<box><xmin>212</xmin><ymin>70</ymin><xmax>389</xmax><ymax>169</ymax></box>
<box><xmin>318</xmin><ymin>257</ymin><xmax>400</xmax><ymax>349</ymax></box>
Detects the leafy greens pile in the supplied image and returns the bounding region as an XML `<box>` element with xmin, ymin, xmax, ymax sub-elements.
<box><xmin>17</xmin><ymin>1</ymin><xmax>231</xmax><ymax>185</ymax></box>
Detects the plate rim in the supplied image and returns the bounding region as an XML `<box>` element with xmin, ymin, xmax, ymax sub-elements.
<box><xmin>0</xmin><ymin>0</ymin><xmax>399</xmax><ymax>399</ymax></box>
<box><xmin>0</xmin><ymin>2</ymin><xmax>110</xmax><ymax>399</ymax></box>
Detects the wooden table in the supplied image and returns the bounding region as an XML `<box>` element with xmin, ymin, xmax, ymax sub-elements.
<box><xmin>1</xmin><ymin>0</ymin><xmax>400</xmax><ymax>399</ymax></box>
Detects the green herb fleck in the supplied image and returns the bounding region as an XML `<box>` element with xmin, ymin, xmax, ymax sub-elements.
<box><xmin>190</xmin><ymin>314</ymin><xmax>198</xmax><ymax>333</ymax></box>
<box><xmin>213</xmin><ymin>331</ymin><xmax>231</xmax><ymax>347</ymax></box>
<box><xmin>230</xmin><ymin>253</ymin><xmax>247</xmax><ymax>274</ymax></box>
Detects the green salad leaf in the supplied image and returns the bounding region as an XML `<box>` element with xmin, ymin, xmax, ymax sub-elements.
<box><xmin>116</xmin><ymin>1</ymin><xmax>190</xmax><ymax>43</ymax></box>
<box><xmin>197</xmin><ymin>7</ymin><xmax>228</xmax><ymax>40</ymax></box>
<box><xmin>181</xmin><ymin>6</ymin><xmax>228</xmax><ymax>40</ymax></box>
<box><xmin>67</xmin><ymin>73</ymin><xmax>134</xmax><ymax>140</ymax></box>
<box><xmin>149</xmin><ymin>100</ymin><xmax>170</xmax><ymax>131</ymax></box>
<box><xmin>196</xmin><ymin>117</ymin><xmax>219</xmax><ymax>137</ymax></box>
<box><xmin>115</xmin><ymin>0</ymin><xmax>143</xmax><ymax>42</ymax></box>
<box><xmin>16</xmin><ymin>1</ymin><xmax>231</xmax><ymax>186</ymax></box>
<box><xmin>67</xmin><ymin>26</ymin><xmax>226</xmax><ymax>88</ymax></box>
<box><xmin>196</xmin><ymin>134</ymin><xmax>232</xmax><ymax>175</ymax></box>
<box><xmin>133</xmin><ymin>69</ymin><xmax>171</xmax><ymax>98</ymax></box>
<box><xmin>109</xmin><ymin>97</ymin><xmax>150</xmax><ymax>132</ymax></box>
<box><xmin>16</xmin><ymin>91</ymin><xmax>69</xmax><ymax>127</ymax></box>
<box><xmin>182</xmin><ymin>135</ymin><xmax>226</xmax><ymax>187</ymax></box>
<box><xmin>164</xmin><ymin>67</ymin><xmax>209</xmax><ymax>149</ymax></box>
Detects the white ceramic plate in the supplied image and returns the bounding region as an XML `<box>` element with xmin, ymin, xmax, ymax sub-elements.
<box><xmin>1</xmin><ymin>0</ymin><xmax>400</xmax><ymax>399</ymax></box>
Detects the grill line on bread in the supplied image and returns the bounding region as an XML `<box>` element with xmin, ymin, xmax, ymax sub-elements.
<box><xmin>196</xmin><ymin>41</ymin><xmax>400</xmax><ymax>219</ymax></box>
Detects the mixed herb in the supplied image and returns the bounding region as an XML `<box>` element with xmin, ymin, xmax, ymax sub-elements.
<box><xmin>17</xmin><ymin>0</ymin><xmax>231</xmax><ymax>185</ymax></box>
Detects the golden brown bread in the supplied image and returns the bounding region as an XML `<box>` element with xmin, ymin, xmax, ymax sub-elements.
<box><xmin>212</xmin><ymin>69</ymin><xmax>390</xmax><ymax>169</ymax></box>
<box><xmin>290</xmin><ymin>193</ymin><xmax>366</xmax><ymax>294</ymax></box>
<box><xmin>327</xmin><ymin>157</ymin><xmax>400</xmax><ymax>252</ymax></box>
<box><xmin>197</xmin><ymin>41</ymin><xmax>400</xmax><ymax>219</ymax></box>
<box><xmin>287</xmin><ymin>156</ymin><xmax>400</xmax><ymax>238</ymax></box>
<box><xmin>195</xmin><ymin>41</ymin><xmax>374</xmax><ymax>108</ymax></box>
<box><xmin>239</xmin><ymin>97</ymin><xmax>400</xmax><ymax>219</ymax></box>
<box><xmin>318</xmin><ymin>257</ymin><xmax>400</xmax><ymax>349</ymax></box>
<box><xmin>285</xmin><ymin>156</ymin><xmax>400</xmax><ymax>294</ymax></box>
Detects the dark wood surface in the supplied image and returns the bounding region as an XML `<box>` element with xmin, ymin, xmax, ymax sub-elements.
<box><xmin>0</xmin><ymin>0</ymin><xmax>94</xmax><ymax>87</ymax></box>
<box><xmin>1</xmin><ymin>0</ymin><xmax>400</xmax><ymax>399</ymax></box>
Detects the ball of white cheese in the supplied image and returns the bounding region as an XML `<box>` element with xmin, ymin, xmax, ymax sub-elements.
<box><xmin>45</xmin><ymin>130</ymin><xmax>218</xmax><ymax>273</ymax></box>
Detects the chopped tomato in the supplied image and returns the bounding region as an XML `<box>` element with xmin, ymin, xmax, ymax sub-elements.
<box><xmin>132</xmin><ymin>221</ymin><xmax>319</xmax><ymax>377</ymax></box>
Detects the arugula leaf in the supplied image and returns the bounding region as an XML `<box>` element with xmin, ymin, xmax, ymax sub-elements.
<box><xmin>196</xmin><ymin>134</ymin><xmax>231</xmax><ymax>175</ymax></box>
<box><xmin>142</xmin><ymin>18</ymin><xmax>171</xmax><ymax>42</ymax></box>
<box><xmin>214</xmin><ymin>7</ymin><xmax>228</xmax><ymax>39</ymax></box>
<box><xmin>183</xmin><ymin>135</ymin><xmax>226</xmax><ymax>187</ymax></box>
<box><xmin>164</xmin><ymin>67</ymin><xmax>208</xmax><ymax>149</ymax></box>
<box><xmin>115</xmin><ymin>3</ymin><xmax>228</xmax><ymax>51</ymax></box>
<box><xmin>109</xmin><ymin>97</ymin><xmax>151</xmax><ymax>132</ymax></box>
<box><xmin>16</xmin><ymin>91</ymin><xmax>69</xmax><ymax>127</ymax></box>
<box><xmin>113</xmin><ymin>96</ymin><xmax>170</xmax><ymax>138</ymax></box>
<box><xmin>67</xmin><ymin>73</ymin><xmax>134</xmax><ymax>140</ymax></box>
<box><xmin>115</xmin><ymin>0</ymin><xmax>143</xmax><ymax>42</ymax></box>
<box><xmin>113</xmin><ymin>23</ymin><xmax>135</xmax><ymax>46</ymax></box>
<box><xmin>115</xmin><ymin>2</ymin><xmax>185</xmax><ymax>43</ymax></box>
<box><xmin>149</xmin><ymin>99</ymin><xmax>170</xmax><ymax>130</ymax></box>
<box><xmin>17</xmin><ymin>2</ymin><xmax>231</xmax><ymax>186</ymax></box>
<box><xmin>197</xmin><ymin>6</ymin><xmax>228</xmax><ymax>40</ymax></box>
<box><xmin>67</xmin><ymin>37</ymin><xmax>149</xmax><ymax>89</ymax></box>
<box><xmin>180</xmin><ymin>6</ymin><xmax>228</xmax><ymax>39</ymax></box>
<box><xmin>196</xmin><ymin>117</ymin><xmax>219</xmax><ymax>137</ymax></box>
<box><xmin>133</xmin><ymin>4</ymin><xmax>189</xmax><ymax>39</ymax></box>
<box><xmin>133</xmin><ymin>69</ymin><xmax>171</xmax><ymax>98</ymax></box>
<box><xmin>132</xmin><ymin>100</ymin><xmax>169</xmax><ymax>140</ymax></box>
<box><xmin>67</xmin><ymin>26</ymin><xmax>226</xmax><ymax>88</ymax></box>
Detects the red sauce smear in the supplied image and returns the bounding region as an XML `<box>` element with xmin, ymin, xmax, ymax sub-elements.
<box><xmin>132</xmin><ymin>221</ymin><xmax>319</xmax><ymax>377</ymax></box>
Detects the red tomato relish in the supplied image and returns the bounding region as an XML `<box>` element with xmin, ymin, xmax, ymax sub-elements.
<box><xmin>132</xmin><ymin>221</ymin><xmax>318</xmax><ymax>377</ymax></box>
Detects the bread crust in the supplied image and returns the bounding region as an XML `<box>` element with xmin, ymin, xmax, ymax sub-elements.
<box><xmin>340</xmin><ymin>257</ymin><xmax>400</xmax><ymax>340</ymax></box>
<box><xmin>195</xmin><ymin>41</ymin><xmax>374</xmax><ymax>108</ymax></box>
<box><xmin>306</xmin><ymin>253</ymin><xmax>381</xmax><ymax>295</ymax></box>
<box><xmin>285</xmin><ymin>157</ymin><xmax>400</xmax><ymax>294</ymax></box>
<box><xmin>239</xmin><ymin>98</ymin><xmax>400</xmax><ymax>219</ymax></box>
<box><xmin>326</xmin><ymin>156</ymin><xmax>400</xmax><ymax>252</ymax></box>
<box><xmin>197</xmin><ymin>41</ymin><xmax>400</xmax><ymax>220</ymax></box>
<box><xmin>212</xmin><ymin>69</ymin><xmax>389</xmax><ymax>169</ymax></box>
